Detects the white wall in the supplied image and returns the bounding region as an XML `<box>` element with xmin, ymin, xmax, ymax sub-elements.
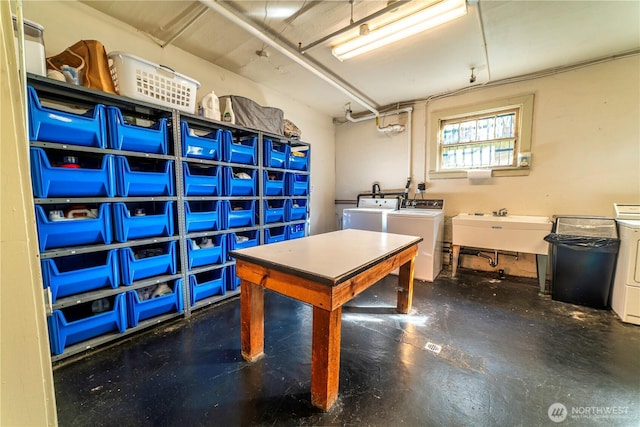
<box><xmin>335</xmin><ymin>113</ymin><xmax>411</xmax><ymax>199</ymax></box>
<box><xmin>25</xmin><ymin>0</ymin><xmax>336</xmax><ymax>234</ymax></box>
<box><xmin>337</xmin><ymin>56</ymin><xmax>640</xmax><ymax>218</ymax></box>
<box><xmin>1</xmin><ymin>3</ymin><xmax>57</xmax><ymax>425</ymax></box>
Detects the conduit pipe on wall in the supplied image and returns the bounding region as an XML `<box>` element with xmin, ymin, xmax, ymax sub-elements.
<box><xmin>198</xmin><ymin>0</ymin><xmax>380</xmax><ymax>116</ymax></box>
<box><xmin>405</xmin><ymin>107</ymin><xmax>413</xmax><ymax>183</ymax></box>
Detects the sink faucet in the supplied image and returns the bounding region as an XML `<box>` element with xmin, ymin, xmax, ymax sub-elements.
<box><xmin>493</xmin><ymin>208</ymin><xmax>508</xmax><ymax>217</ymax></box>
<box><xmin>372</xmin><ymin>183</ymin><xmax>381</xmax><ymax>198</ymax></box>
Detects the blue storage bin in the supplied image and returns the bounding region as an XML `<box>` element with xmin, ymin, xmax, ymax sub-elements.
<box><xmin>289</xmin><ymin>150</ymin><xmax>309</xmax><ymax>171</ymax></box>
<box><xmin>226</xmin><ymin>264</ymin><xmax>240</xmax><ymax>291</ymax></box>
<box><xmin>288</xmin><ymin>173</ymin><xmax>309</xmax><ymax>196</ymax></box>
<box><xmin>227</xmin><ymin>230</ymin><xmax>259</xmax><ymax>255</ymax></box>
<box><xmin>119</xmin><ymin>241</ymin><xmax>177</xmax><ymax>285</ymax></box>
<box><xmin>48</xmin><ymin>293</ymin><xmax>127</xmax><ymax>355</ymax></box>
<box><xmin>30</xmin><ymin>148</ymin><xmax>115</xmax><ymax>198</ymax></box>
<box><xmin>264</xmin><ymin>200</ymin><xmax>286</xmax><ymax>224</ymax></box>
<box><xmin>264</xmin><ymin>226</ymin><xmax>286</xmax><ymax>244</ymax></box>
<box><xmin>224</xmin><ymin>200</ymin><xmax>256</xmax><ymax>229</ymax></box>
<box><xmin>27</xmin><ymin>86</ymin><xmax>106</xmax><ymax>148</ymax></box>
<box><xmin>187</xmin><ymin>235</ymin><xmax>226</xmax><ymax>269</ymax></box>
<box><xmin>180</xmin><ymin>121</ymin><xmax>225</xmax><ymax>160</ymax></box>
<box><xmin>115</xmin><ymin>157</ymin><xmax>174</xmax><ymax>197</ymax></box>
<box><xmin>287</xmin><ymin>223</ymin><xmax>306</xmax><ymax>240</ymax></box>
<box><xmin>113</xmin><ymin>202</ymin><xmax>174</xmax><ymax>242</ymax></box>
<box><xmin>126</xmin><ymin>279</ymin><xmax>184</xmax><ymax>327</ymax></box>
<box><xmin>263</xmin><ymin>170</ymin><xmax>286</xmax><ymax>196</ymax></box>
<box><xmin>224</xmin><ymin>136</ymin><xmax>257</xmax><ymax>165</ymax></box>
<box><xmin>289</xmin><ymin>199</ymin><xmax>308</xmax><ymax>221</ymax></box>
<box><xmin>36</xmin><ymin>204</ymin><xmax>112</xmax><ymax>252</ymax></box>
<box><xmin>185</xmin><ymin>201</ymin><xmax>222</xmax><ymax>233</ymax></box>
<box><xmin>264</xmin><ymin>139</ymin><xmax>290</xmax><ymax>169</ymax></box>
<box><xmin>183</xmin><ymin>163</ymin><xmax>222</xmax><ymax>196</ymax></box>
<box><xmin>225</xmin><ymin>167</ymin><xmax>257</xmax><ymax>196</ymax></box>
<box><xmin>189</xmin><ymin>269</ymin><xmax>226</xmax><ymax>306</ymax></box>
<box><xmin>41</xmin><ymin>250</ymin><xmax>119</xmax><ymax>303</ymax></box>
<box><xmin>107</xmin><ymin>107</ymin><xmax>168</xmax><ymax>154</ymax></box>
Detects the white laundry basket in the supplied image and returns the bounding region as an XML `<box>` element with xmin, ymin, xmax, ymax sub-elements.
<box><xmin>108</xmin><ymin>52</ymin><xmax>200</xmax><ymax>113</ymax></box>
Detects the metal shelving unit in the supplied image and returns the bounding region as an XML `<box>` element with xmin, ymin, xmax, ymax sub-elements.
<box><xmin>27</xmin><ymin>75</ymin><xmax>310</xmax><ymax>362</ymax></box>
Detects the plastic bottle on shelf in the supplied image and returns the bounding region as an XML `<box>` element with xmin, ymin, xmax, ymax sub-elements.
<box><xmin>222</xmin><ymin>97</ymin><xmax>236</xmax><ymax>124</ymax></box>
<box><xmin>200</xmin><ymin>91</ymin><xmax>221</xmax><ymax>121</ymax></box>
<box><xmin>48</xmin><ymin>210</ymin><xmax>64</xmax><ymax>221</ymax></box>
<box><xmin>61</xmin><ymin>155</ymin><xmax>80</xmax><ymax>168</ymax></box>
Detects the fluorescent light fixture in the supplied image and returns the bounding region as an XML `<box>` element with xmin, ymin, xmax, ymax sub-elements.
<box><xmin>265</xmin><ymin>6</ymin><xmax>298</xmax><ymax>19</ymax></box>
<box><xmin>332</xmin><ymin>0</ymin><xmax>467</xmax><ymax>61</ymax></box>
<box><xmin>246</xmin><ymin>5</ymin><xmax>298</xmax><ymax>19</ymax></box>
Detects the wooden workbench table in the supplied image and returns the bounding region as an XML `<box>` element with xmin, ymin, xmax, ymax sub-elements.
<box><xmin>229</xmin><ymin>229</ymin><xmax>422</xmax><ymax>411</ymax></box>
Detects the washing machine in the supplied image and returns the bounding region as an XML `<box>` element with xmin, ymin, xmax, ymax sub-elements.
<box><xmin>342</xmin><ymin>197</ymin><xmax>399</xmax><ymax>232</ymax></box>
<box><xmin>386</xmin><ymin>199</ymin><xmax>445</xmax><ymax>282</ymax></box>
<box><xmin>612</xmin><ymin>203</ymin><xmax>640</xmax><ymax>325</ymax></box>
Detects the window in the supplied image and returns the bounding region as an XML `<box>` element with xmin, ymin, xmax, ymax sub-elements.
<box><xmin>429</xmin><ymin>94</ymin><xmax>534</xmax><ymax>178</ymax></box>
<box><xmin>441</xmin><ymin>109</ymin><xmax>518</xmax><ymax>169</ymax></box>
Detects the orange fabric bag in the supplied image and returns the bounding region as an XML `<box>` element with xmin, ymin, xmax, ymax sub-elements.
<box><xmin>46</xmin><ymin>40</ymin><xmax>117</xmax><ymax>94</ymax></box>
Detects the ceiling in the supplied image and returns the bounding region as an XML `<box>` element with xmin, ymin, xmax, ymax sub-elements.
<box><xmin>81</xmin><ymin>0</ymin><xmax>640</xmax><ymax>118</ymax></box>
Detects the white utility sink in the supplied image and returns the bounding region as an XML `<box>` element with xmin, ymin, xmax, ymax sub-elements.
<box><xmin>452</xmin><ymin>213</ymin><xmax>552</xmax><ymax>255</ymax></box>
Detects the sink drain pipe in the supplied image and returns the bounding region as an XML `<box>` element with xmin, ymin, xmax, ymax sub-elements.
<box><xmin>459</xmin><ymin>248</ymin><xmax>518</xmax><ymax>268</ymax></box>
<box><xmin>476</xmin><ymin>250</ymin><xmax>498</xmax><ymax>267</ymax></box>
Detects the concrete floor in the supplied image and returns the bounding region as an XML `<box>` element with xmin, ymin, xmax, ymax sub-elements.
<box><xmin>53</xmin><ymin>269</ymin><xmax>640</xmax><ymax>426</ymax></box>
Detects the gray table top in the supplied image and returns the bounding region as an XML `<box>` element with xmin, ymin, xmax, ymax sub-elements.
<box><xmin>229</xmin><ymin>229</ymin><xmax>422</xmax><ymax>286</ymax></box>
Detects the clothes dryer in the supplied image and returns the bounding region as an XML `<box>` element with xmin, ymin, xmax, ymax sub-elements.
<box><xmin>386</xmin><ymin>200</ymin><xmax>445</xmax><ymax>282</ymax></box>
<box><xmin>612</xmin><ymin>203</ymin><xmax>640</xmax><ymax>325</ymax></box>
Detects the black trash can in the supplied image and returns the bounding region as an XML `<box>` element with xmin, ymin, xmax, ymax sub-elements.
<box><xmin>544</xmin><ymin>216</ymin><xmax>620</xmax><ymax>309</ymax></box>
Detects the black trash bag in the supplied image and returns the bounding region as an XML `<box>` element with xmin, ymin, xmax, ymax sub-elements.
<box><xmin>544</xmin><ymin>233</ymin><xmax>620</xmax><ymax>253</ymax></box>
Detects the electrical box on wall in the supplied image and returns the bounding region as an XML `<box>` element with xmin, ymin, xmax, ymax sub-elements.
<box><xmin>518</xmin><ymin>152</ymin><xmax>531</xmax><ymax>167</ymax></box>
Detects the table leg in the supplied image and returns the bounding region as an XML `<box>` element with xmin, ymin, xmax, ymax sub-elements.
<box><xmin>452</xmin><ymin>245</ymin><xmax>461</xmax><ymax>277</ymax></box>
<box><xmin>397</xmin><ymin>256</ymin><xmax>415</xmax><ymax>314</ymax></box>
<box><xmin>240</xmin><ymin>280</ymin><xmax>264</xmax><ymax>361</ymax></box>
<box><xmin>311</xmin><ymin>306</ymin><xmax>342</xmax><ymax>411</ymax></box>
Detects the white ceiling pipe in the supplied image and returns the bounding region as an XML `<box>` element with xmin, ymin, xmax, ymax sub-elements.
<box><xmin>345</xmin><ymin>105</ymin><xmax>413</xmax><ymax>123</ymax></box>
<box><xmin>198</xmin><ymin>0</ymin><xmax>380</xmax><ymax>116</ymax></box>
<box><xmin>377</xmin><ymin>124</ymin><xmax>405</xmax><ymax>133</ymax></box>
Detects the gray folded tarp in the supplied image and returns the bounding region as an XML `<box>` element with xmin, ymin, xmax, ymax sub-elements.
<box><xmin>220</xmin><ymin>95</ymin><xmax>284</xmax><ymax>136</ymax></box>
